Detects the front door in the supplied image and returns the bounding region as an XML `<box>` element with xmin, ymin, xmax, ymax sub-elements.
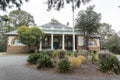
<box><xmin>53</xmin><ymin>42</ymin><xmax>59</xmax><ymax>49</ymax></box>
<box><xmin>53</xmin><ymin>38</ymin><xmax>59</xmax><ymax>49</ymax></box>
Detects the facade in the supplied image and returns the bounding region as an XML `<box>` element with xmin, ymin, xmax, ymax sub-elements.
<box><xmin>6</xmin><ymin>19</ymin><xmax>100</xmax><ymax>53</ymax></box>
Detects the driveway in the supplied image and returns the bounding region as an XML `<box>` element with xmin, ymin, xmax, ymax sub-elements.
<box><xmin>0</xmin><ymin>55</ymin><xmax>120</xmax><ymax>80</ymax></box>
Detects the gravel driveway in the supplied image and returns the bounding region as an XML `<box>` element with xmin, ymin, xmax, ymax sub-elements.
<box><xmin>0</xmin><ymin>55</ymin><xmax>120</xmax><ymax>80</ymax></box>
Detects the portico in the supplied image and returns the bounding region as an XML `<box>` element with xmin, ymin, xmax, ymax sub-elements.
<box><xmin>38</xmin><ymin>19</ymin><xmax>80</xmax><ymax>51</ymax></box>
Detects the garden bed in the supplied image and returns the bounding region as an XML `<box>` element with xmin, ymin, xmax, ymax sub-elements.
<box><xmin>27</xmin><ymin>61</ymin><xmax>109</xmax><ymax>77</ymax></box>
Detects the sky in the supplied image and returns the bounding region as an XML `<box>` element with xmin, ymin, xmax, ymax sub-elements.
<box><xmin>0</xmin><ymin>0</ymin><xmax>120</xmax><ymax>32</ymax></box>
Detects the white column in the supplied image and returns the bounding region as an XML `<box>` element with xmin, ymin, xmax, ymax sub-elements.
<box><xmin>62</xmin><ymin>34</ymin><xmax>65</xmax><ymax>50</ymax></box>
<box><xmin>39</xmin><ymin>41</ymin><xmax>42</xmax><ymax>51</ymax></box>
<box><xmin>73</xmin><ymin>34</ymin><xmax>76</xmax><ymax>51</ymax></box>
<box><xmin>51</xmin><ymin>34</ymin><xmax>53</xmax><ymax>50</ymax></box>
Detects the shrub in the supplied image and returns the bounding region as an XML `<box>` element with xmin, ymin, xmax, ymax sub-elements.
<box><xmin>68</xmin><ymin>56</ymin><xmax>82</xmax><ymax>68</ymax></box>
<box><xmin>57</xmin><ymin>59</ymin><xmax>71</xmax><ymax>73</ymax></box>
<box><xmin>73</xmin><ymin>51</ymin><xmax>78</xmax><ymax>57</ymax></box>
<box><xmin>27</xmin><ymin>53</ymin><xmax>40</xmax><ymax>64</ymax></box>
<box><xmin>98</xmin><ymin>55</ymin><xmax>120</xmax><ymax>74</ymax></box>
<box><xmin>43</xmin><ymin>49</ymin><xmax>53</xmax><ymax>57</ymax></box>
<box><xmin>77</xmin><ymin>55</ymin><xmax>86</xmax><ymax>63</ymax></box>
<box><xmin>89</xmin><ymin>52</ymin><xmax>99</xmax><ymax>64</ymax></box>
<box><xmin>65</xmin><ymin>51</ymin><xmax>72</xmax><ymax>56</ymax></box>
<box><xmin>37</xmin><ymin>54</ymin><xmax>53</xmax><ymax>69</ymax></box>
<box><xmin>52</xmin><ymin>50</ymin><xmax>59</xmax><ymax>58</ymax></box>
<box><xmin>58</xmin><ymin>50</ymin><xmax>66</xmax><ymax>59</ymax></box>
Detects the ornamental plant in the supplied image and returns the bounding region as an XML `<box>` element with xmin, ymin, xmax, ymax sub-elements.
<box><xmin>68</xmin><ymin>56</ymin><xmax>82</xmax><ymax>68</ymax></box>
<box><xmin>98</xmin><ymin>55</ymin><xmax>120</xmax><ymax>74</ymax></box>
<box><xmin>37</xmin><ymin>53</ymin><xmax>53</xmax><ymax>69</ymax></box>
<box><xmin>57</xmin><ymin>59</ymin><xmax>71</xmax><ymax>73</ymax></box>
<box><xmin>27</xmin><ymin>53</ymin><xmax>40</xmax><ymax>64</ymax></box>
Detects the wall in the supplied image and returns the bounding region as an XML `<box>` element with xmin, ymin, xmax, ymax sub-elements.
<box><xmin>6</xmin><ymin>35</ymin><xmax>37</xmax><ymax>53</ymax></box>
<box><xmin>77</xmin><ymin>35</ymin><xmax>100</xmax><ymax>51</ymax></box>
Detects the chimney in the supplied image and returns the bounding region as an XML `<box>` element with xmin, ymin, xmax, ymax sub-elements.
<box><xmin>67</xmin><ymin>22</ymin><xmax>69</xmax><ymax>26</ymax></box>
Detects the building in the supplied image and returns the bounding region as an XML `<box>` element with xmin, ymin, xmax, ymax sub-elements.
<box><xmin>6</xmin><ymin>19</ymin><xmax>100</xmax><ymax>53</ymax></box>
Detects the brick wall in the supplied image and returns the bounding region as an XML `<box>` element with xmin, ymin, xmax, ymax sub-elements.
<box><xmin>7</xmin><ymin>45</ymin><xmax>37</xmax><ymax>53</ymax></box>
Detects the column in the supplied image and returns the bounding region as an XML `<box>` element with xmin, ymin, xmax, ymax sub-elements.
<box><xmin>39</xmin><ymin>41</ymin><xmax>42</xmax><ymax>51</ymax></box>
<box><xmin>62</xmin><ymin>34</ymin><xmax>65</xmax><ymax>50</ymax></box>
<box><xmin>73</xmin><ymin>34</ymin><xmax>76</xmax><ymax>51</ymax></box>
<box><xmin>51</xmin><ymin>34</ymin><xmax>53</xmax><ymax>50</ymax></box>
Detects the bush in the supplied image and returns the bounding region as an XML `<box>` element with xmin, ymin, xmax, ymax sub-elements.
<box><xmin>98</xmin><ymin>55</ymin><xmax>120</xmax><ymax>74</ymax></box>
<box><xmin>68</xmin><ymin>56</ymin><xmax>82</xmax><ymax>68</ymax></box>
<box><xmin>58</xmin><ymin>50</ymin><xmax>66</xmax><ymax>59</ymax></box>
<box><xmin>73</xmin><ymin>51</ymin><xmax>78</xmax><ymax>57</ymax></box>
<box><xmin>77</xmin><ymin>55</ymin><xmax>86</xmax><ymax>63</ymax></box>
<box><xmin>52</xmin><ymin>50</ymin><xmax>59</xmax><ymax>58</ymax></box>
<box><xmin>27</xmin><ymin>53</ymin><xmax>40</xmax><ymax>64</ymax></box>
<box><xmin>43</xmin><ymin>49</ymin><xmax>54</xmax><ymax>57</ymax></box>
<box><xmin>37</xmin><ymin>54</ymin><xmax>53</xmax><ymax>69</ymax></box>
<box><xmin>89</xmin><ymin>52</ymin><xmax>99</xmax><ymax>64</ymax></box>
<box><xmin>57</xmin><ymin>59</ymin><xmax>71</xmax><ymax>73</ymax></box>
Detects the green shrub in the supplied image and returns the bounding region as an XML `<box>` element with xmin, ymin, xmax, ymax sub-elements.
<box><xmin>89</xmin><ymin>52</ymin><xmax>99</xmax><ymax>64</ymax></box>
<box><xmin>52</xmin><ymin>50</ymin><xmax>59</xmax><ymax>58</ymax></box>
<box><xmin>98</xmin><ymin>55</ymin><xmax>120</xmax><ymax>74</ymax></box>
<box><xmin>73</xmin><ymin>51</ymin><xmax>78</xmax><ymax>57</ymax></box>
<box><xmin>37</xmin><ymin>54</ymin><xmax>53</xmax><ymax>69</ymax></box>
<box><xmin>27</xmin><ymin>53</ymin><xmax>40</xmax><ymax>64</ymax></box>
<box><xmin>58</xmin><ymin>50</ymin><xmax>66</xmax><ymax>59</ymax></box>
<box><xmin>57</xmin><ymin>59</ymin><xmax>71</xmax><ymax>73</ymax></box>
<box><xmin>43</xmin><ymin>49</ymin><xmax>54</xmax><ymax>57</ymax></box>
<box><xmin>52</xmin><ymin>50</ymin><xmax>66</xmax><ymax>59</ymax></box>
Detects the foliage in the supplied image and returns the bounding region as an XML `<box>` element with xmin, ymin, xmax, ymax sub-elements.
<box><xmin>52</xmin><ymin>50</ymin><xmax>59</xmax><ymax>58</ymax></box>
<box><xmin>68</xmin><ymin>56</ymin><xmax>82</xmax><ymax>68</ymax></box>
<box><xmin>57</xmin><ymin>59</ymin><xmax>71</xmax><ymax>73</ymax></box>
<box><xmin>43</xmin><ymin>49</ymin><xmax>54</xmax><ymax>57</ymax></box>
<box><xmin>9</xmin><ymin>10</ymin><xmax>35</xmax><ymax>29</ymax></box>
<box><xmin>58</xmin><ymin>50</ymin><xmax>66</xmax><ymax>59</ymax></box>
<box><xmin>89</xmin><ymin>52</ymin><xmax>99</xmax><ymax>64</ymax></box>
<box><xmin>0</xmin><ymin>0</ymin><xmax>28</xmax><ymax>11</ymax></box>
<box><xmin>73</xmin><ymin>51</ymin><xmax>78</xmax><ymax>57</ymax></box>
<box><xmin>52</xmin><ymin>50</ymin><xmax>66</xmax><ymax>59</ymax></box>
<box><xmin>98</xmin><ymin>23</ymin><xmax>115</xmax><ymax>49</ymax></box>
<box><xmin>0</xmin><ymin>15</ymin><xmax>14</xmax><ymax>52</ymax></box>
<box><xmin>17</xmin><ymin>26</ymin><xmax>44</xmax><ymax>51</ymax></box>
<box><xmin>47</xmin><ymin>0</ymin><xmax>91</xmax><ymax>11</ymax></box>
<box><xmin>77</xmin><ymin>55</ymin><xmax>86</xmax><ymax>63</ymax></box>
<box><xmin>27</xmin><ymin>53</ymin><xmax>40</xmax><ymax>64</ymax></box>
<box><xmin>75</xmin><ymin>5</ymin><xmax>101</xmax><ymax>50</ymax></box>
<box><xmin>37</xmin><ymin>53</ymin><xmax>53</xmax><ymax>69</ymax></box>
<box><xmin>98</xmin><ymin>55</ymin><xmax>120</xmax><ymax>74</ymax></box>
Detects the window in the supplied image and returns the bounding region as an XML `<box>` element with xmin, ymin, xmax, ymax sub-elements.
<box><xmin>13</xmin><ymin>39</ymin><xmax>24</xmax><ymax>46</ymax></box>
<box><xmin>89</xmin><ymin>40</ymin><xmax>96</xmax><ymax>47</ymax></box>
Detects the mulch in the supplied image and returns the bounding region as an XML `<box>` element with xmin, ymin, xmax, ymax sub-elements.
<box><xmin>26</xmin><ymin>61</ymin><xmax>112</xmax><ymax>77</ymax></box>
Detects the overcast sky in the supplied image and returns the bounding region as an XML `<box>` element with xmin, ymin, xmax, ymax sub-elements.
<box><xmin>0</xmin><ymin>0</ymin><xmax>120</xmax><ymax>32</ymax></box>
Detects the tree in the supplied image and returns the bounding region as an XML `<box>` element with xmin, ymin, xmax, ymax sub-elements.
<box><xmin>47</xmin><ymin>0</ymin><xmax>91</xmax><ymax>10</ymax></box>
<box><xmin>9</xmin><ymin>10</ymin><xmax>36</xmax><ymax>29</ymax></box>
<box><xmin>75</xmin><ymin>5</ymin><xmax>101</xmax><ymax>50</ymax></box>
<box><xmin>0</xmin><ymin>0</ymin><xmax>28</xmax><ymax>11</ymax></box>
<box><xmin>17</xmin><ymin>26</ymin><xmax>44</xmax><ymax>52</ymax></box>
<box><xmin>98</xmin><ymin>23</ymin><xmax>115</xmax><ymax>49</ymax></box>
<box><xmin>104</xmin><ymin>34</ymin><xmax>119</xmax><ymax>54</ymax></box>
<box><xmin>0</xmin><ymin>15</ymin><xmax>14</xmax><ymax>52</ymax></box>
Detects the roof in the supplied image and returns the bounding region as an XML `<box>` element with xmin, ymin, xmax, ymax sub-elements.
<box><xmin>38</xmin><ymin>19</ymin><xmax>72</xmax><ymax>31</ymax></box>
<box><xmin>5</xmin><ymin>31</ymin><xmax>18</xmax><ymax>35</ymax></box>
